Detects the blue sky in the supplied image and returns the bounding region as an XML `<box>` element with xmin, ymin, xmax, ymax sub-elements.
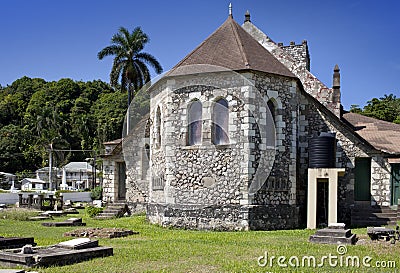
<box><xmin>0</xmin><ymin>0</ymin><xmax>399</xmax><ymax>110</ymax></box>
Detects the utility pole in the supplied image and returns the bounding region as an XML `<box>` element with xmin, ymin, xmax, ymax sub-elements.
<box><xmin>48</xmin><ymin>144</ymin><xmax>53</xmax><ymax>191</ymax></box>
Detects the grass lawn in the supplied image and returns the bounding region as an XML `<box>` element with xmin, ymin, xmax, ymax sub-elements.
<box><xmin>0</xmin><ymin>210</ymin><xmax>399</xmax><ymax>272</ymax></box>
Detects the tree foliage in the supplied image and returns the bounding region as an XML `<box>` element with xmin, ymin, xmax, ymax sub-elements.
<box><xmin>350</xmin><ymin>93</ymin><xmax>400</xmax><ymax>124</ymax></box>
<box><xmin>0</xmin><ymin>77</ymin><xmax>127</xmax><ymax>174</ymax></box>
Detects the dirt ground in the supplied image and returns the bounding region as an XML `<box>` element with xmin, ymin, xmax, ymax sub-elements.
<box><xmin>64</xmin><ymin>227</ymin><xmax>138</xmax><ymax>238</ymax></box>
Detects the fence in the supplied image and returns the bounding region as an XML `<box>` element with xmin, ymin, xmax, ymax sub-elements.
<box><xmin>18</xmin><ymin>194</ymin><xmax>63</xmax><ymax>211</ymax></box>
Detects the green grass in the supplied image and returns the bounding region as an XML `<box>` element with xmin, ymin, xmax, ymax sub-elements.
<box><xmin>1</xmin><ymin>210</ymin><xmax>400</xmax><ymax>272</ymax></box>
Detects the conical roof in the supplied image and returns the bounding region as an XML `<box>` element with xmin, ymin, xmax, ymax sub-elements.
<box><xmin>171</xmin><ymin>15</ymin><xmax>295</xmax><ymax>78</ymax></box>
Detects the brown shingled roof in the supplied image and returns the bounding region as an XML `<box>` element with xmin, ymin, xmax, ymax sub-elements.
<box><xmin>342</xmin><ymin>112</ymin><xmax>400</xmax><ymax>154</ymax></box>
<box><xmin>170</xmin><ymin>15</ymin><xmax>295</xmax><ymax>78</ymax></box>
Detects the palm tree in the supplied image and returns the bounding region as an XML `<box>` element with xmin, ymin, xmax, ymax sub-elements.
<box><xmin>98</xmin><ymin>27</ymin><xmax>163</xmax><ymax>105</ymax></box>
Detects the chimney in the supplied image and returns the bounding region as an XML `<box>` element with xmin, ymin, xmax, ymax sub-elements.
<box><xmin>333</xmin><ymin>64</ymin><xmax>340</xmax><ymax>88</ymax></box>
<box><xmin>332</xmin><ymin>64</ymin><xmax>341</xmax><ymax>117</ymax></box>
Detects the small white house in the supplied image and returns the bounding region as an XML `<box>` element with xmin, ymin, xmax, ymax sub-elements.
<box><xmin>21</xmin><ymin>178</ymin><xmax>49</xmax><ymax>191</ymax></box>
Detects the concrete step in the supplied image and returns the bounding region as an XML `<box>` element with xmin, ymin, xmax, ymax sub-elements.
<box><xmin>351</xmin><ymin>220</ymin><xmax>397</xmax><ymax>227</ymax></box>
<box><xmin>103</xmin><ymin>209</ymin><xmax>121</xmax><ymax>213</ymax></box>
<box><xmin>95</xmin><ymin>202</ymin><xmax>130</xmax><ymax>220</ymax></box>
<box><xmin>351</xmin><ymin>213</ymin><xmax>397</xmax><ymax>219</ymax></box>
<box><xmin>352</xmin><ymin>207</ymin><xmax>397</xmax><ymax>213</ymax></box>
<box><xmin>351</xmin><ymin>205</ymin><xmax>399</xmax><ymax>227</ymax></box>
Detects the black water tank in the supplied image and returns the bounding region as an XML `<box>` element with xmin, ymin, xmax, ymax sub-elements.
<box><xmin>309</xmin><ymin>132</ymin><xmax>336</xmax><ymax>168</ymax></box>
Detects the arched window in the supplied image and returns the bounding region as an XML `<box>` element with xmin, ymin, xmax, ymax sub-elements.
<box><xmin>188</xmin><ymin>100</ymin><xmax>202</xmax><ymax>145</ymax></box>
<box><xmin>212</xmin><ymin>98</ymin><xmax>229</xmax><ymax>145</ymax></box>
<box><xmin>267</xmin><ymin>99</ymin><xmax>276</xmax><ymax>123</ymax></box>
<box><xmin>156</xmin><ymin>107</ymin><xmax>161</xmax><ymax>146</ymax></box>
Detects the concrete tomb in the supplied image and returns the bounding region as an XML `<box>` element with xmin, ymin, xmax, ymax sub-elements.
<box><xmin>41</xmin><ymin>217</ymin><xmax>86</xmax><ymax>227</ymax></box>
<box><xmin>0</xmin><ymin>238</ymin><xmax>113</xmax><ymax>268</ymax></box>
<box><xmin>0</xmin><ymin>238</ymin><xmax>36</xmax><ymax>250</ymax></box>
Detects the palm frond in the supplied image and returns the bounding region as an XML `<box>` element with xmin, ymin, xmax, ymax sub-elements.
<box><xmin>132</xmin><ymin>62</ymin><xmax>145</xmax><ymax>90</ymax></box>
<box><xmin>97</xmin><ymin>45</ymin><xmax>122</xmax><ymax>59</ymax></box>
<box><xmin>134</xmin><ymin>60</ymin><xmax>151</xmax><ymax>84</ymax></box>
<box><xmin>136</xmin><ymin>52</ymin><xmax>163</xmax><ymax>74</ymax></box>
<box><xmin>111</xmin><ymin>33</ymin><xmax>129</xmax><ymax>49</ymax></box>
<box><xmin>118</xmin><ymin>27</ymin><xmax>130</xmax><ymax>41</ymax></box>
<box><xmin>110</xmin><ymin>60</ymin><xmax>124</xmax><ymax>88</ymax></box>
<box><xmin>131</xmin><ymin>27</ymin><xmax>148</xmax><ymax>53</ymax></box>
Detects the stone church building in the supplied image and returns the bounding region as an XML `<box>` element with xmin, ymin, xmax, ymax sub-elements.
<box><xmin>102</xmin><ymin>11</ymin><xmax>400</xmax><ymax>230</ymax></box>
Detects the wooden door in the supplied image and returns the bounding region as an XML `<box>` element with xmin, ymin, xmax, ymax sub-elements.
<box><xmin>391</xmin><ymin>164</ymin><xmax>400</xmax><ymax>205</ymax></box>
<box><xmin>354</xmin><ymin>158</ymin><xmax>371</xmax><ymax>201</ymax></box>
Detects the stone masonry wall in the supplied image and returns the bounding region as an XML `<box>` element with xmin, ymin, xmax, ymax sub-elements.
<box><xmin>102</xmin><ymin>158</ymin><xmax>118</xmax><ymax>203</ymax></box>
<box><xmin>280</xmin><ymin>41</ymin><xmax>310</xmax><ymax>72</ymax></box>
<box><xmin>371</xmin><ymin>156</ymin><xmax>391</xmax><ymax>206</ymax></box>
<box><xmin>250</xmin><ymin>72</ymin><xmax>298</xmax><ymax>209</ymax></box>
<box><xmin>123</xmin><ymin>127</ymin><xmax>150</xmax><ymax>213</ymax></box>
<box><xmin>150</xmin><ymin>80</ymin><xmax>246</xmax><ymax>207</ymax></box>
<box><xmin>146</xmin><ymin>70</ymin><xmax>301</xmax><ymax>230</ymax></box>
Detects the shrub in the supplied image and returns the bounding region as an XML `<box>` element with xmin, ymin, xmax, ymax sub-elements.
<box><xmin>85</xmin><ymin>206</ymin><xmax>103</xmax><ymax>217</ymax></box>
<box><xmin>91</xmin><ymin>186</ymin><xmax>103</xmax><ymax>200</ymax></box>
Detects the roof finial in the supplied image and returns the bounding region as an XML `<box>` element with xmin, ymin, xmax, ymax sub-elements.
<box><xmin>229</xmin><ymin>3</ymin><xmax>232</xmax><ymax>17</ymax></box>
<box><xmin>244</xmin><ymin>10</ymin><xmax>251</xmax><ymax>22</ymax></box>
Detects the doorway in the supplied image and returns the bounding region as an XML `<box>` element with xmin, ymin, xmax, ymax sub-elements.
<box><xmin>316</xmin><ymin>179</ymin><xmax>329</xmax><ymax>227</ymax></box>
<box><xmin>117</xmin><ymin>162</ymin><xmax>126</xmax><ymax>200</ymax></box>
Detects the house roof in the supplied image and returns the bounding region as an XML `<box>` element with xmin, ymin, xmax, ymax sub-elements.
<box><xmin>170</xmin><ymin>15</ymin><xmax>295</xmax><ymax>78</ymax></box>
<box><xmin>36</xmin><ymin>167</ymin><xmax>59</xmax><ymax>173</ymax></box>
<box><xmin>21</xmin><ymin>178</ymin><xmax>47</xmax><ymax>184</ymax></box>
<box><xmin>342</xmin><ymin>112</ymin><xmax>400</xmax><ymax>154</ymax></box>
<box><xmin>103</xmin><ymin>139</ymin><xmax>122</xmax><ymax>145</ymax></box>
<box><xmin>0</xmin><ymin>172</ymin><xmax>16</xmax><ymax>177</ymax></box>
<box><xmin>63</xmin><ymin>162</ymin><xmax>93</xmax><ymax>172</ymax></box>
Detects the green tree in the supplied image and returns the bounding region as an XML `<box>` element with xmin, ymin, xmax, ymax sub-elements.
<box><xmin>0</xmin><ymin>77</ymin><xmax>126</xmax><ymax>174</ymax></box>
<box><xmin>349</xmin><ymin>104</ymin><xmax>362</xmax><ymax>114</ymax></box>
<box><xmin>97</xmin><ymin>26</ymin><xmax>163</xmax><ymax>105</ymax></box>
<box><xmin>362</xmin><ymin>94</ymin><xmax>400</xmax><ymax>122</ymax></box>
<box><xmin>0</xmin><ymin>124</ymin><xmax>37</xmax><ymax>173</ymax></box>
<box><xmin>91</xmin><ymin>91</ymin><xmax>127</xmax><ymax>147</ymax></box>
<box><xmin>0</xmin><ymin>77</ymin><xmax>45</xmax><ymax>126</ymax></box>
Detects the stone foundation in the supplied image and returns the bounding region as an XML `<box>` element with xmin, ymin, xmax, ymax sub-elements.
<box><xmin>248</xmin><ymin>204</ymin><xmax>300</xmax><ymax>230</ymax></box>
<box><xmin>146</xmin><ymin>203</ymin><xmax>300</xmax><ymax>231</ymax></box>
